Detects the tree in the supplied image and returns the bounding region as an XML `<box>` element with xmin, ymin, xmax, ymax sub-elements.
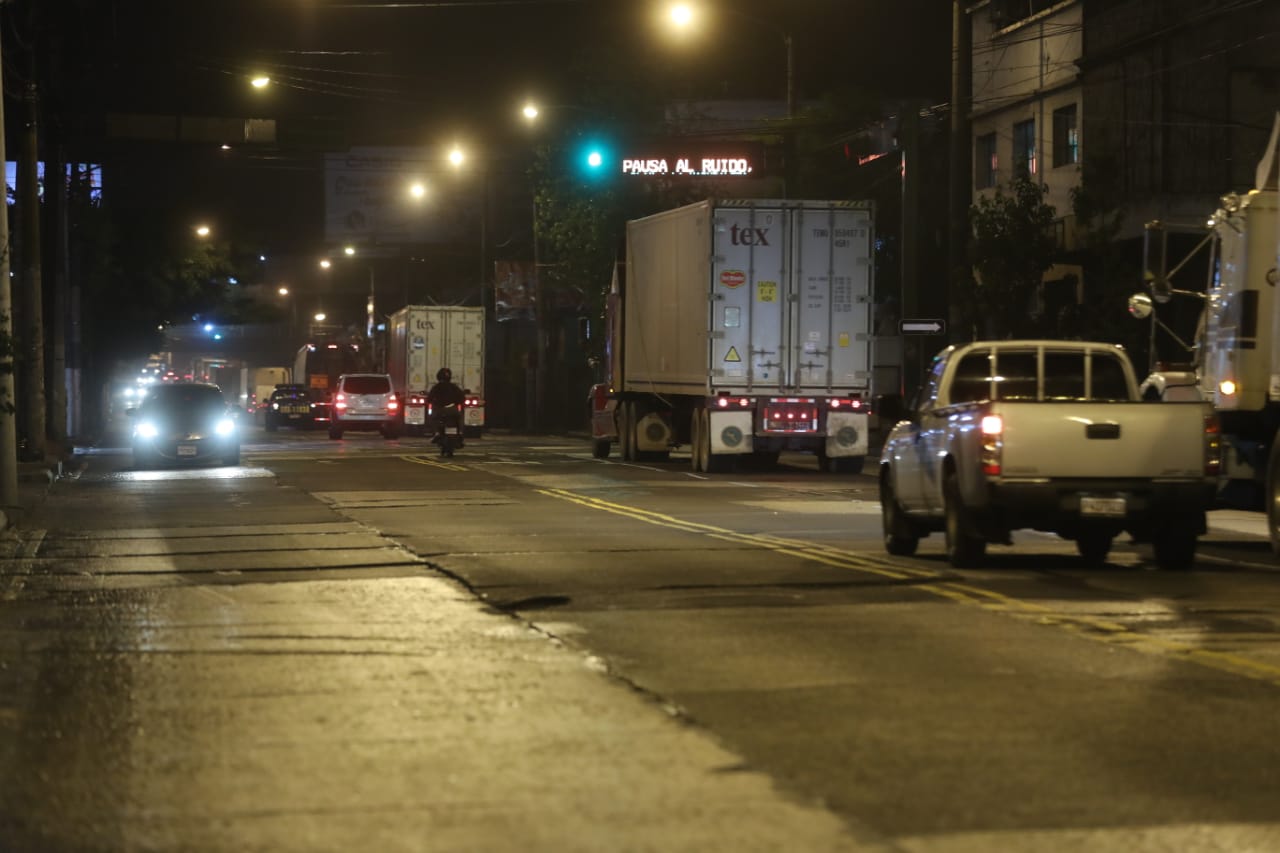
<box><xmin>966</xmin><ymin>177</ymin><xmax>1058</xmax><ymax>338</ymax></box>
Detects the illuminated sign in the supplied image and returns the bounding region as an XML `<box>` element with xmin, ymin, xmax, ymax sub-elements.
<box><xmin>621</xmin><ymin>156</ymin><xmax>754</xmax><ymax>177</ymax></box>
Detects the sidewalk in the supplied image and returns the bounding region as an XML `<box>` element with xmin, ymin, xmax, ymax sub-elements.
<box><xmin>0</xmin><ymin>457</ymin><xmax>71</xmax><ymax>533</ymax></box>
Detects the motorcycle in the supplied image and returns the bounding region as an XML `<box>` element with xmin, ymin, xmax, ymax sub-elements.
<box><xmin>431</xmin><ymin>403</ymin><xmax>464</xmax><ymax>457</ymax></box>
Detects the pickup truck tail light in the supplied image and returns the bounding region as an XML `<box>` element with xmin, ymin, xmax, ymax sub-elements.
<box><xmin>1204</xmin><ymin>414</ymin><xmax>1221</xmax><ymax>476</ymax></box>
<box><xmin>980</xmin><ymin>414</ymin><xmax>1003</xmax><ymax>476</ymax></box>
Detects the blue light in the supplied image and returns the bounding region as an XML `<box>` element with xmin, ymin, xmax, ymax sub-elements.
<box><xmin>203</xmin><ymin>323</ymin><xmax>214</xmax><ymax>333</ymax></box>
<box><xmin>213</xmin><ymin>333</ymin><xmax>223</xmax><ymax>341</ymax></box>
<box><xmin>228</xmin><ymin>277</ymin><xmax>238</xmax><ymax>285</ymax></box>
<box><xmin>587</xmin><ymin>150</ymin><xmax>603</xmax><ymax>168</ymax></box>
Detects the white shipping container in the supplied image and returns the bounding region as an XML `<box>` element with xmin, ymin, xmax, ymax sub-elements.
<box><xmin>623</xmin><ymin>199</ymin><xmax>873</xmax><ymax>397</ymax></box>
<box><xmin>387</xmin><ymin>305</ymin><xmax>485</xmax><ymax>397</ymax></box>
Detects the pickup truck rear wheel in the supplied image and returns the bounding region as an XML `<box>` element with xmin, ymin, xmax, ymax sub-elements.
<box><xmin>880</xmin><ymin>474</ymin><xmax>918</xmax><ymax>556</ymax></box>
<box><xmin>944</xmin><ymin>472</ymin><xmax>986</xmax><ymax>568</ymax></box>
<box><xmin>1075</xmin><ymin>531</ymin><xmax>1112</xmax><ymax>566</ymax></box>
<box><xmin>1153</xmin><ymin>524</ymin><xmax>1197</xmax><ymax>571</ymax></box>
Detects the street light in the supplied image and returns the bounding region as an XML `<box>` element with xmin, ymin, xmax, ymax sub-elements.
<box><xmin>195</xmin><ymin>224</ymin><xmax>211</xmax><ymax>238</ymax></box>
<box><xmin>251</xmin><ymin>75</ymin><xmax>271</xmax><ymax>89</ymax></box>
<box><xmin>664</xmin><ymin>2</ymin><xmax>795</xmax><ymax>193</ymax></box>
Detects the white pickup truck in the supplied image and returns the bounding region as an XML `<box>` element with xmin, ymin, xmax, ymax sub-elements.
<box><xmin>878</xmin><ymin>340</ymin><xmax>1221</xmax><ymax>570</ymax></box>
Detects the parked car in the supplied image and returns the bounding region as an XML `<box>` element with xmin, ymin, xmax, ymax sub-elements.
<box><xmin>328</xmin><ymin>373</ymin><xmax>399</xmax><ymax>439</ymax></box>
<box><xmin>129</xmin><ymin>382</ymin><xmax>241</xmax><ymax>468</ymax></box>
<box><xmin>264</xmin><ymin>384</ymin><xmax>322</xmax><ymax>431</ymax></box>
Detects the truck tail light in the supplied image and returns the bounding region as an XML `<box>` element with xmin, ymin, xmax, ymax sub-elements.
<box><xmin>980</xmin><ymin>414</ymin><xmax>1003</xmax><ymax>476</ymax></box>
<box><xmin>1204</xmin><ymin>414</ymin><xmax>1221</xmax><ymax>476</ymax></box>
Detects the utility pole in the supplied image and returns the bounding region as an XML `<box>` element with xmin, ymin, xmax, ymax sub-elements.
<box><xmin>0</xmin><ymin>13</ymin><xmax>19</xmax><ymax>506</ymax></box>
<box><xmin>948</xmin><ymin>1</ymin><xmax>973</xmax><ymax>346</ymax></box>
<box><xmin>18</xmin><ymin>77</ymin><xmax>46</xmax><ymax>460</ymax></box>
<box><xmin>48</xmin><ymin>143</ymin><xmax>68</xmax><ymax>445</ymax></box>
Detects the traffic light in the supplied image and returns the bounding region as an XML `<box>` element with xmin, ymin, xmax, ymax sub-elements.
<box><xmin>577</xmin><ymin>139</ymin><xmax>612</xmax><ymax>178</ymax></box>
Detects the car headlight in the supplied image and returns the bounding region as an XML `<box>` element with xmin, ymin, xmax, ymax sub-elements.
<box><xmin>214</xmin><ymin>417</ymin><xmax>236</xmax><ymax>437</ymax></box>
<box><xmin>135</xmin><ymin>421</ymin><xmax>159</xmax><ymax>440</ymax></box>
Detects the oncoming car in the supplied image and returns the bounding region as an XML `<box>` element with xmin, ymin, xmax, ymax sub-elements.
<box><xmin>129</xmin><ymin>382</ymin><xmax>241</xmax><ymax>468</ymax></box>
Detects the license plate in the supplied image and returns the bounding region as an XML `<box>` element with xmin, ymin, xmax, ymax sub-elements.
<box><xmin>444</xmin><ymin>426</ymin><xmax>460</xmax><ymax>435</ymax></box>
<box><xmin>286</xmin><ymin>406</ymin><xmax>308</xmax><ymax>414</ymax></box>
<box><xmin>406</xmin><ymin>407</ymin><xmax>425</xmax><ymax>425</ymax></box>
<box><xmin>464</xmin><ymin>408</ymin><xmax>483</xmax><ymax>426</ymax></box>
<box><xmin>177</xmin><ymin>444</ymin><xmax>198</xmax><ymax>457</ymax></box>
<box><xmin>1080</xmin><ymin>496</ymin><xmax>1125</xmax><ymax>517</ymax></box>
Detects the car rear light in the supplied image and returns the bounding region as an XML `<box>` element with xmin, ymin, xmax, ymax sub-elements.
<box><xmin>1204</xmin><ymin>413</ymin><xmax>1221</xmax><ymax>476</ymax></box>
<box><xmin>334</xmin><ymin>393</ymin><xmax>347</xmax><ymax>411</ymax></box>
<box><xmin>387</xmin><ymin>398</ymin><xmax>399</xmax><ymax>412</ymax></box>
<box><xmin>980</xmin><ymin>414</ymin><xmax>1003</xmax><ymax>476</ymax></box>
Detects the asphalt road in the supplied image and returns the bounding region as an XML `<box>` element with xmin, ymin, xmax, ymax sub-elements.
<box><xmin>2</xmin><ymin>423</ymin><xmax>1278</xmax><ymax>852</ymax></box>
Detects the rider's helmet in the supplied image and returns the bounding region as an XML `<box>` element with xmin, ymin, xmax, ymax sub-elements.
<box><xmin>436</xmin><ymin>367</ymin><xmax>452</xmax><ymax>382</ymax></box>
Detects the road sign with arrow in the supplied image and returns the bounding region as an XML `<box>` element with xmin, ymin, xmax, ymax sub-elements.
<box><xmin>899</xmin><ymin>319</ymin><xmax>946</xmax><ymax>334</ymax></box>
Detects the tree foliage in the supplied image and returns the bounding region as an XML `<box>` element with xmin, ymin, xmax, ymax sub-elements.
<box><xmin>966</xmin><ymin>177</ymin><xmax>1059</xmax><ymax>338</ymax></box>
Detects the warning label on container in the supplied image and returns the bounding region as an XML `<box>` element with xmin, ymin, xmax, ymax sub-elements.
<box><xmin>724</xmin><ymin>346</ymin><xmax>742</xmax><ymax>363</ymax></box>
<box><xmin>757</xmin><ymin>280</ymin><xmax>777</xmax><ymax>303</ymax></box>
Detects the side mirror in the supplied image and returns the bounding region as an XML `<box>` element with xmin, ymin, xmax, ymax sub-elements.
<box><xmin>1128</xmin><ymin>293</ymin><xmax>1154</xmax><ymax>320</ymax></box>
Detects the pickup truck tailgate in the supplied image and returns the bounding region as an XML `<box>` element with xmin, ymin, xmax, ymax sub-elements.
<box><xmin>995</xmin><ymin>401</ymin><xmax>1212</xmax><ymax>479</ymax></box>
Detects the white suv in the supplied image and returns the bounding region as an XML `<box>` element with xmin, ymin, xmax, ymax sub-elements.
<box><xmin>328</xmin><ymin>373</ymin><xmax>399</xmax><ymax>439</ymax></box>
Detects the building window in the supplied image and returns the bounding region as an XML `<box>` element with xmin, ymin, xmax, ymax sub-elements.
<box><xmin>1053</xmin><ymin>104</ymin><xmax>1079</xmax><ymax>168</ymax></box>
<box><xmin>1013</xmin><ymin>119</ymin><xmax>1036</xmax><ymax>179</ymax></box>
<box><xmin>975</xmin><ymin>132</ymin><xmax>997</xmax><ymax>189</ymax></box>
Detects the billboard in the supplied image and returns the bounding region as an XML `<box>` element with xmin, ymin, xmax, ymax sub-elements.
<box><xmin>324</xmin><ymin>147</ymin><xmax>475</xmax><ymax>246</ymax></box>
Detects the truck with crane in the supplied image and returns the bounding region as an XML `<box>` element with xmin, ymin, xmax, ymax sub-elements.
<box><xmin>1129</xmin><ymin>112</ymin><xmax>1280</xmax><ymax>552</ymax></box>
<box><xmin>589</xmin><ymin>198</ymin><xmax>877</xmax><ymax>472</ymax></box>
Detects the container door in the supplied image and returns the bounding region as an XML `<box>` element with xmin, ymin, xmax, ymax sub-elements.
<box><xmin>445</xmin><ymin>309</ymin><xmax>485</xmax><ymax>395</ymax></box>
<box><xmin>407</xmin><ymin>309</ymin><xmax>431</xmax><ymax>392</ymax></box>
<box><xmin>711</xmin><ymin>205</ymin><xmax>787</xmax><ymax>392</ymax></box>
<box><xmin>790</xmin><ymin>206</ymin><xmax>873</xmax><ymax>393</ymax></box>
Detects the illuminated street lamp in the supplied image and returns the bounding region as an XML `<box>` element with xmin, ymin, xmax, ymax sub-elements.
<box><xmin>195</xmin><ymin>224</ymin><xmax>211</xmax><ymax>238</ymax></box>
<box><xmin>319</xmin><ymin>259</ymin><xmax>331</xmax><ymax>270</ymax></box>
<box><xmin>665</xmin><ymin>2</ymin><xmax>795</xmax><ymax>192</ymax></box>
<box><xmin>314</xmin><ymin>312</ymin><xmax>326</xmax><ymax>323</ymax></box>
<box><xmin>277</xmin><ymin>286</ymin><xmax>289</xmax><ymax>296</ymax></box>
<box><xmin>408</xmin><ymin>181</ymin><xmax>427</xmax><ymax>200</ymax></box>
<box><xmin>448</xmin><ymin>146</ymin><xmax>465</xmax><ymax>168</ymax></box>
<box><xmin>251</xmin><ymin>75</ymin><xmax>271</xmax><ymax>89</ymax></box>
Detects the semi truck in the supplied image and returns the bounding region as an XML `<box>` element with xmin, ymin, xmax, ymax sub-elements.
<box><xmin>386</xmin><ymin>305</ymin><xmax>486</xmax><ymax>436</ymax></box>
<box><xmin>1129</xmin><ymin>111</ymin><xmax>1280</xmax><ymax>552</ymax></box>
<box><xmin>589</xmin><ymin>198</ymin><xmax>876</xmax><ymax>473</ymax></box>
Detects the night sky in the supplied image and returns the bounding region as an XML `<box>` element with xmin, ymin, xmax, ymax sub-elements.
<box><xmin>19</xmin><ymin>0</ymin><xmax>953</xmax><ymax>321</ymax></box>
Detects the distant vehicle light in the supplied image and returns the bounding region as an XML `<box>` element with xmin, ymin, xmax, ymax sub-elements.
<box><xmin>214</xmin><ymin>418</ymin><xmax>236</xmax><ymax>436</ymax></box>
<box><xmin>135</xmin><ymin>421</ymin><xmax>159</xmax><ymax>440</ymax></box>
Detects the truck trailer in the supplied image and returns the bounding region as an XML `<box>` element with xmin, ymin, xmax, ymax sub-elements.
<box><xmin>386</xmin><ymin>305</ymin><xmax>485</xmax><ymax>436</ymax></box>
<box><xmin>590</xmin><ymin>198</ymin><xmax>876</xmax><ymax>473</ymax></box>
<box><xmin>1130</xmin><ymin>111</ymin><xmax>1280</xmax><ymax>553</ymax></box>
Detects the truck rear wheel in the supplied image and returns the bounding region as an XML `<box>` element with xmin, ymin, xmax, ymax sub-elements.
<box><xmin>880</xmin><ymin>473</ymin><xmax>919</xmax><ymax>556</ymax></box>
<box><xmin>620</xmin><ymin>402</ymin><xmax>636</xmax><ymax>462</ymax></box>
<box><xmin>690</xmin><ymin>408</ymin><xmax>705</xmax><ymax>472</ymax></box>
<box><xmin>1266</xmin><ymin>447</ymin><xmax>1280</xmax><ymax>556</ymax></box>
<box><xmin>944</xmin><ymin>471</ymin><xmax>985</xmax><ymax>568</ymax></box>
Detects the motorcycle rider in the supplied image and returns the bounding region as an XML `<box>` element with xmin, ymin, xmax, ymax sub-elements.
<box><xmin>427</xmin><ymin>367</ymin><xmax>466</xmax><ymax>455</ymax></box>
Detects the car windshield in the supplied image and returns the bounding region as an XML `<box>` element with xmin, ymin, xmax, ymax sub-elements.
<box><xmin>144</xmin><ymin>385</ymin><xmax>226</xmax><ymax>409</ymax></box>
<box><xmin>343</xmin><ymin>376</ymin><xmax>391</xmax><ymax>395</ymax></box>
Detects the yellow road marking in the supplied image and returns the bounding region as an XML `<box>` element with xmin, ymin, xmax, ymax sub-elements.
<box><xmin>536</xmin><ymin>488</ymin><xmax>1280</xmax><ymax>688</ymax></box>
<box><xmin>400</xmin><ymin>454</ymin><xmax>467</xmax><ymax>472</ymax></box>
